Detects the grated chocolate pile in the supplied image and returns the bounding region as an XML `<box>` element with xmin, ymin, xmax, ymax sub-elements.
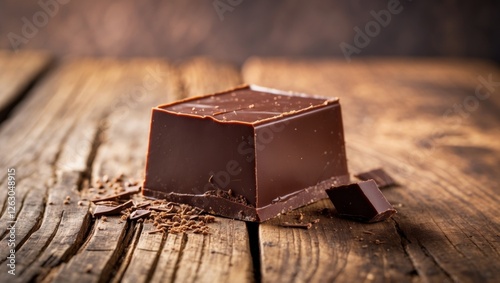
<box><xmin>86</xmin><ymin>174</ymin><xmax>215</xmax><ymax>234</ymax></box>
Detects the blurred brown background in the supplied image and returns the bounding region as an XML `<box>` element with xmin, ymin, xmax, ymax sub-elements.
<box><xmin>0</xmin><ymin>0</ymin><xmax>498</xmax><ymax>64</ymax></box>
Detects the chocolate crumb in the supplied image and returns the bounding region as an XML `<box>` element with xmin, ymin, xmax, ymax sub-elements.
<box><xmin>297</xmin><ymin>212</ymin><xmax>304</xmax><ymax>222</ymax></box>
<box><xmin>205</xmin><ymin>188</ymin><xmax>254</xmax><ymax>207</ymax></box>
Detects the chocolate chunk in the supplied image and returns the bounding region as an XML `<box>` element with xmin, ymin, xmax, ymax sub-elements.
<box><xmin>325</xmin><ymin>180</ymin><xmax>396</xmax><ymax>223</ymax></box>
<box><xmin>143</xmin><ymin>85</ymin><xmax>349</xmax><ymax>222</ymax></box>
<box><xmin>355</xmin><ymin>168</ymin><xmax>396</xmax><ymax>188</ymax></box>
<box><xmin>93</xmin><ymin>200</ymin><xmax>134</xmax><ymax>217</ymax></box>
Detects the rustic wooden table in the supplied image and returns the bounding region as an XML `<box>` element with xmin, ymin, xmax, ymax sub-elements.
<box><xmin>0</xmin><ymin>50</ymin><xmax>499</xmax><ymax>283</ymax></box>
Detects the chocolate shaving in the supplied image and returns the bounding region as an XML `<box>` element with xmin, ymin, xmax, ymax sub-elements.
<box><xmin>134</xmin><ymin>201</ymin><xmax>151</xmax><ymax>209</ymax></box>
<box><xmin>94</xmin><ymin>201</ymin><xmax>121</xmax><ymax>206</ymax></box>
<box><xmin>88</xmin><ymin>174</ymin><xmax>216</xmax><ymax>235</ymax></box>
<box><xmin>129</xmin><ymin>209</ymin><xmax>151</xmax><ymax>220</ymax></box>
<box><xmin>93</xmin><ymin>200</ymin><xmax>134</xmax><ymax>217</ymax></box>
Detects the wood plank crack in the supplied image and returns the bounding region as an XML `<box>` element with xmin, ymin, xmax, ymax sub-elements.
<box><xmin>169</xmin><ymin>232</ymin><xmax>188</xmax><ymax>283</ymax></box>
<box><xmin>111</xmin><ymin>223</ymin><xmax>143</xmax><ymax>283</ymax></box>
<box><xmin>0</xmin><ymin>51</ymin><xmax>53</xmax><ymax>124</ymax></box>
<box><xmin>417</xmin><ymin>240</ymin><xmax>455</xmax><ymax>282</ymax></box>
<box><xmin>391</xmin><ymin>218</ymin><xmax>419</xmax><ymax>278</ymax></box>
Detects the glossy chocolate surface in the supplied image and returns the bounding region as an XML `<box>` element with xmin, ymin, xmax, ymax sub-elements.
<box><xmin>143</xmin><ymin>85</ymin><xmax>349</xmax><ymax>222</ymax></box>
<box><xmin>325</xmin><ymin>180</ymin><xmax>396</xmax><ymax>223</ymax></box>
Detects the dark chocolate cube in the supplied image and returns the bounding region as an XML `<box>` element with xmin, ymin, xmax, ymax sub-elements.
<box><xmin>143</xmin><ymin>85</ymin><xmax>349</xmax><ymax>222</ymax></box>
<box><xmin>325</xmin><ymin>180</ymin><xmax>396</xmax><ymax>222</ymax></box>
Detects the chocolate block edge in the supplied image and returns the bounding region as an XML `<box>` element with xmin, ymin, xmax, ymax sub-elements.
<box><xmin>144</xmin><ymin>174</ymin><xmax>349</xmax><ymax>222</ymax></box>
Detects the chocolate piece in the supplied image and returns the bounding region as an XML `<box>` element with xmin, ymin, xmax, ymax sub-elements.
<box><xmin>93</xmin><ymin>200</ymin><xmax>134</xmax><ymax>217</ymax></box>
<box><xmin>355</xmin><ymin>168</ymin><xmax>396</xmax><ymax>188</ymax></box>
<box><xmin>143</xmin><ymin>85</ymin><xmax>349</xmax><ymax>222</ymax></box>
<box><xmin>325</xmin><ymin>180</ymin><xmax>396</xmax><ymax>223</ymax></box>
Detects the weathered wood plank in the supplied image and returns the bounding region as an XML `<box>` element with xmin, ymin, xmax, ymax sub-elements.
<box><xmin>52</xmin><ymin>218</ymin><xmax>131</xmax><ymax>283</ymax></box>
<box><xmin>242</xmin><ymin>58</ymin><xmax>500</xmax><ymax>282</ymax></box>
<box><xmin>2</xmin><ymin>171</ymin><xmax>90</xmax><ymax>282</ymax></box>
<box><xmin>0</xmin><ymin>60</ymin><xmax>107</xmax><ymax>281</ymax></box>
<box><xmin>120</xmin><ymin>223</ymin><xmax>164</xmax><ymax>283</ymax></box>
<box><xmin>193</xmin><ymin>218</ymin><xmax>254</xmax><ymax>282</ymax></box>
<box><xmin>166</xmin><ymin>218</ymin><xmax>253</xmax><ymax>283</ymax></box>
<box><xmin>48</xmin><ymin>59</ymin><xmax>181</xmax><ymax>283</ymax></box>
<box><xmin>258</xmin><ymin>197</ymin><xmax>415</xmax><ymax>282</ymax></box>
<box><xmin>0</xmin><ymin>50</ymin><xmax>52</xmax><ymax>121</ymax></box>
<box><xmin>149</xmin><ymin>233</ymin><xmax>185</xmax><ymax>282</ymax></box>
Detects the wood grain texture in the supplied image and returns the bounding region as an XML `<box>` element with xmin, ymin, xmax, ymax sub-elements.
<box><xmin>0</xmin><ymin>60</ymin><xmax>103</xmax><ymax>282</ymax></box>
<box><xmin>50</xmin><ymin>58</ymin><xmax>182</xmax><ymax>283</ymax></box>
<box><xmin>0</xmin><ymin>50</ymin><xmax>52</xmax><ymax>120</ymax></box>
<box><xmin>242</xmin><ymin>57</ymin><xmax>500</xmax><ymax>282</ymax></box>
